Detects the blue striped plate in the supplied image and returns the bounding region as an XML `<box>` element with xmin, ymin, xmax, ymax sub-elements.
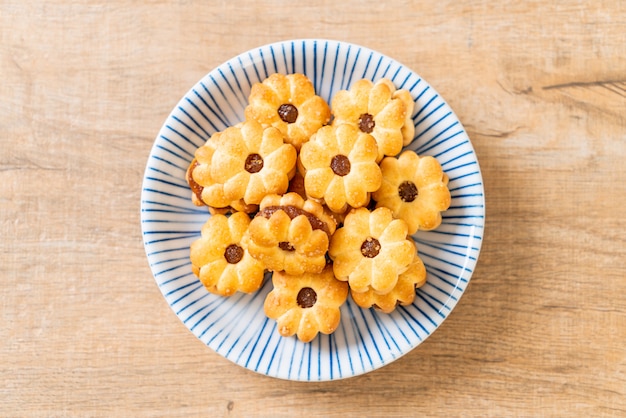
<box><xmin>141</xmin><ymin>39</ymin><xmax>485</xmax><ymax>381</ymax></box>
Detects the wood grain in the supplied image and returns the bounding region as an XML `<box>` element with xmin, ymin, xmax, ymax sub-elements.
<box><xmin>1</xmin><ymin>1</ymin><xmax>625</xmax><ymax>416</ymax></box>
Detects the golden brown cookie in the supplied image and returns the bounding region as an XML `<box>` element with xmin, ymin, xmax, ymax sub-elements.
<box><xmin>186</xmin><ymin>144</ymin><xmax>231</xmax><ymax>209</ymax></box>
<box><xmin>264</xmin><ymin>266</ymin><xmax>349</xmax><ymax>342</ymax></box>
<box><xmin>204</xmin><ymin>200</ymin><xmax>259</xmax><ymax>216</ymax></box>
<box><xmin>245</xmin><ymin>73</ymin><xmax>331</xmax><ymax>150</ymax></box>
<box><xmin>186</xmin><ymin>173</ymin><xmax>253</xmax><ymax>214</ymax></box>
<box><xmin>329</xmin><ymin>207</ymin><xmax>416</xmax><ymax>294</ymax></box>
<box><xmin>190</xmin><ymin>212</ymin><xmax>265</xmax><ymax>296</ymax></box>
<box><xmin>393</xmin><ymin>88</ymin><xmax>416</xmax><ymax>147</ymax></box>
<box><xmin>373</xmin><ymin>150</ymin><xmax>451</xmax><ymax>234</ymax></box>
<box><xmin>287</xmin><ymin>169</ymin><xmax>307</xmax><ymax>199</ymax></box>
<box><xmin>187</xmin><ymin>120</ymin><xmax>297</xmax><ymax>207</ymax></box>
<box><xmin>351</xmin><ymin>252</ymin><xmax>427</xmax><ymax>313</ymax></box>
<box><xmin>331</xmin><ymin>78</ymin><xmax>414</xmax><ymax>161</ymax></box>
<box><xmin>229</xmin><ymin>199</ymin><xmax>259</xmax><ymax>214</ymax></box>
<box><xmin>299</xmin><ymin>124</ymin><xmax>382</xmax><ymax>213</ymax></box>
<box><xmin>243</xmin><ymin>193</ymin><xmax>337</xmax><ymax>275</ymax></box>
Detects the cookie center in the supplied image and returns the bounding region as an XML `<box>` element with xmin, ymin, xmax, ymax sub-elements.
<box><xmin>297</xmin><ymin>287</ymin><xmax>317</xmax><ymax>308</ymax></box>
<box><xmin>278</xmin><ymin>241</ymin><xmax>295</xmax><ymax>252</ymax></box>
<box><xmin>245</xmin><ymin>153</ymin><xmax>264</xmax><ymax>173</ymax></box>
<box><xmin>224</xmin><ymin>244</ymin><xmax>244</xmax><ymax>264</ymax></box>
<box><xmin>330</xmin><ymin>154</ymin><xmax>351</xmax><ymax>176</ymax></box>
<box><xmin>360</xmin><ymin>237</ymin><xmax>381</xmax><ymax>258</ymax></box>
<box><xmin>398</xmin><ymin>181</ymin><xmax>418</xmax><ymax>202</ymax></box>
<box><xmin>358</xmin><ymin>113</ymin><xmax>375</xmax><ymax>133</ymax></box>
<box><xmin>278</xmin><ymin>103</ymin><xmax>298</xmax><ymax>124</ymax></box>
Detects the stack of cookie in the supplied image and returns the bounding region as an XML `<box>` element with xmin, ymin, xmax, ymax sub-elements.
<box><xmin>186</xmin><ymin>73</ymin><xmax>451</xmax><ymax>342</ymax></box>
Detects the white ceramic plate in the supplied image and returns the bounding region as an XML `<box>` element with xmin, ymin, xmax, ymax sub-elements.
<box><xmin>141</xmin><ymin>39</ymin><xmax>485</xmax><ymax>381</ymax></box>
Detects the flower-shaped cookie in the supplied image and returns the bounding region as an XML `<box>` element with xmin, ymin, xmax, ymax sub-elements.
<box><xmin>264</xmin><ymin>266</ymin><xmax>349</xmax><ymax>342</ymax></box>
<box><xmin>287</xmin><ymin>170</ymin><xmax>307</xmax><ymax>199</ymax></box>
<box><xmin>244</xmin><ymin>193</ymin><xmax>337</xmax><ymax>275</ymax></box>
<box><xmin>373</xmin><ymin>150</ymin><xmax>451</xmax><ymax>234</ymax></box>
<box><xmin>392</xmin><ymin>88</ymin><xmax>415</xmax><ymax>147</ymax></box>
<box><xmin>189</xmin><ymin>120</ymin><xmax>297</xmax><ymax>207</ymax></box>
<box><xmin>329</xmin><ymin>207</ymin><xmax>416</xmax><ymax>294</ymax></box>
<box><xmin>351</xmin><ymin>252</ymin><xmax>427</xmax><ymax>313</ymax></box>
<box><xmin>186</xmin><ymin>143</ymin><xmax>229</xmax><ymax>209</ymax></box>
<box><xmin>299</xmin><ymin>124</ymin><xmax>382</xmax><ymax>213</ymax></box>
<box><xmin>190</xmin><ymin>212</ymin><xmax>265</xmax><ymax>296</ymax></box>
<box><xmin>202</xmin><ymin>199</ymin><xmax>259</xmax><ymax>216</ymax></box>
<box><xmin>331</xmin><ymin>78</ymin><xmax>414</xmax><ymax>161</ymax></box>
<box><xmin>245</xmin><ymin>73</ymin><xmax>331</xmax><ymax>150</ymax></box>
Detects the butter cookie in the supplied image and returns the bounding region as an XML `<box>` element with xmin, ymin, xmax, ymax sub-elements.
<box><xmin>351</xmin><ymin>252</ymin><xmax>427</xmax><ymax>313</ymax></box>
<box><xmin>329</xmin><ymin>207</ymin><xmax>416</xmax><ymax>294</ymax></box>
<box><xmin>299</xmin><ymin>124</ymin><xmax>382</xmax><ymax>213</ymax></box>
<box><xmin>331</xmin><ymin>78</ymin><xmax>414</xmax><ymax>161</ymax></box>
<box><xmin>373</xmin><ymin>150</ymin><xmax>450</xmax><ymax>234</ymax></box>
<box><xmin>187</xmin><ymin>120</ymin><xmax>297</xmax><ymax>207</ymax></box>
<box><xmin>245</xmin><ymin>73</ymin><xmax>331</xmax><ymax>150</ymax></box>
<box><xmin>244</xmin><ymin>193</ymin><xmax>337</xmax><ymax>275</ymax></box>
<box><xmin>264</xmin><ymin>266</ymin><xmax>348</xmax><ymax>342</ymax></box>
<box><xmin>190</xmin><ymin>212</ymin><xmax>265</xmax><ymax>296</ymax></box>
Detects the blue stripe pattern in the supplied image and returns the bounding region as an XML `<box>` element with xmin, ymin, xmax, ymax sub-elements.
<box><xmin>140</xmin><ymin>39</ymin><xmax>485</xmax><ymax>382</ymax></box>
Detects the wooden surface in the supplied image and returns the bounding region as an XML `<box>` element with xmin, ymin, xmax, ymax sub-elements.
<box><xmin>2</xmin><ymin>1</ymin><xmax>625</xmax><ymax>416</ymax></box>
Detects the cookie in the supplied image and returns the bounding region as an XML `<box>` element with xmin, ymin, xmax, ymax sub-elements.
<box><xmin>204</xmin><ymin>199</ymin><xmax>259</xmax><ymax>216</ymax></box>
<box><xmin>392</xmin><ymin>87</ymin><xmax>415</xmax><ymax>147</ymax></box>
<box><xmin>329</xmin><ymin>207</ymin><xmax>416</xmax><ymax>294</ymax></box>
<box><xmin>243</xmin><ymin>192</ymin><xmax>337</xmax><ymax>275</ymax></box>
<box><xmin>373</xmin><ymin>150</ymin><xmax>451</xmax><ymax>234</ymax></box>
<box><xmin>287</xmin><ymin>169</ymin><xmax>307</xmax><ymax>199</ymax></box>
<box><xmin>299</xmin><ymin>124</ymin><xmax>382</xmax><ymax>213</ymax></box>
<box><xmin>350</xmin><ymin>252</ymin><xmax>427</xmax><ymax>313</ymax></box>
<box><xmin>190</xmin><ymin>212</ymin><xmax>265</xmax><ymax>296</ymax></box>
<box><xmin>245</xmin><ymin>73</ymin><xmax>331</xmax><ymax>150</ymax></box>
<box><xmin>331</xmin><ymin>78</ymin><xmax>414</xmax><ymax>161</ymax></box>
<box><xmin>264</xmin><ymin>266</ymin><xmax>349</xmax><ymax>342</ymax></box>
<box><xmin>186</xmin><ymin>143</ymin><xmax>231</xmax><ymax>209</ymax></box>
<box><xmin>187</xmin><ymin>120</ymin><xmax>297</xmax><ymax>207</ymax></box>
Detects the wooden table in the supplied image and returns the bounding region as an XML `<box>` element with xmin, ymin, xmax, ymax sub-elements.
<box><xmin>2</xmin><ymin>1</ymin><xmax>625</xmax><ymax>416</ymax></box>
